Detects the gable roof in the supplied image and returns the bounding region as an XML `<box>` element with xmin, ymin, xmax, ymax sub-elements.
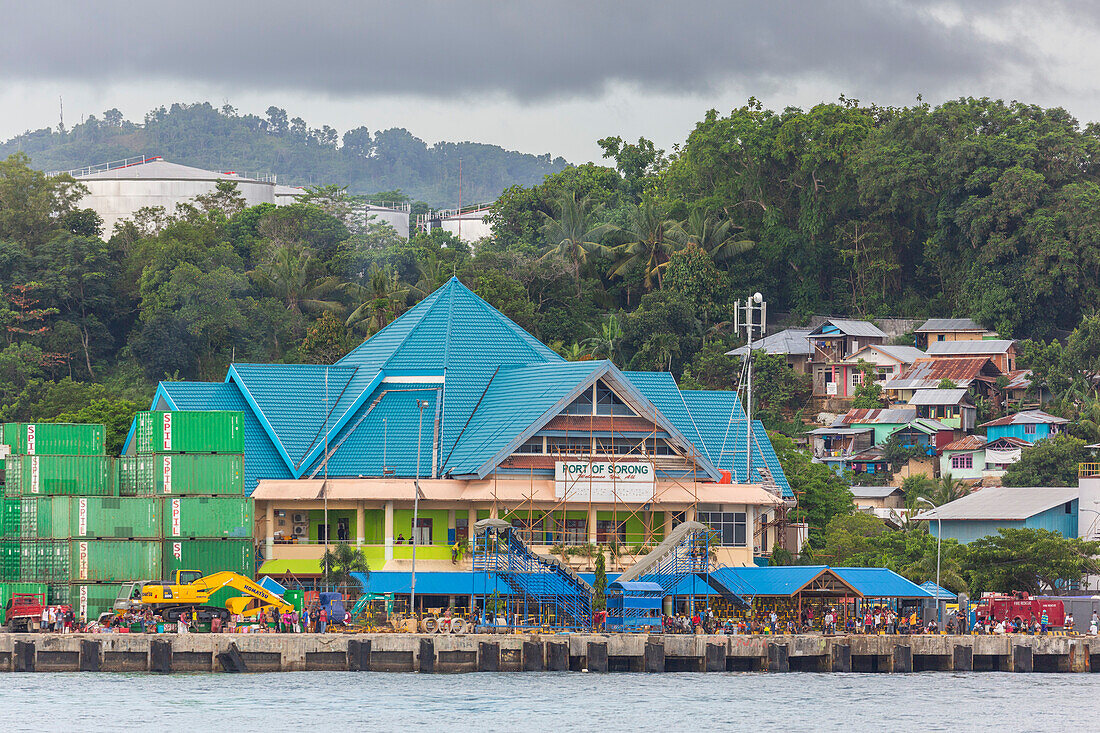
<box><xmin>916</xmin><ymin>318</ymin><xmax>985</xmax><ymax>333</ymax></box>
<box><xmin>884</xmin><ymin>357</ymin><xmax>1000</xmax><ymax>391</ymax></box>
<box><xmin>727</xmin><ymin>328</ymin><xmax>812</xmax><ymax>357</ymax></box>
<box><xmin>846</xmin><ymin>344</ymin><xmax>926</xmax><ymax>364</ymax></box>
<box><xmin>927</xmin><ymin>339</ymin><xmax>1015</xmax><ymax>356</ymax></box>
<box><xmin>839</xmin><ymin>408</ymin><xmax>917</xmax><ymax>425</ymax></box>
<box><xmin>914</xmin><ymin>486</ymin><xmax>1078</xmax><ymax>521</ymax></box>
<box><xmin>809</xmin><ymin>319</ymin><xmax>887</xmax><ymax>339</ymax></box>
<box><xmin>941</xmin><ymin>435</ymin><xmax>987</xmax><ymax>452</ymax></box>
<box><xmin>978</xmin><ymin>410</ymin><xmax>1067</xmax><ymax>428</ymax></box>
<box><xmin>907</xmin><ymin>389</ymin><xmax>972</xmax><ymax>406</ymax></box>
<box><xmin>849</xmin><ymin>485</ymin><xmax>902</xmax><ymax>499</ymax></box>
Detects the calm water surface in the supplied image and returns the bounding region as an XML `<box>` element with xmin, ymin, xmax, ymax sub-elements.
<box><xmin>1</xmin><ymin>671</ymin><xmax>1096</xmax><ymax>731</ymax></box>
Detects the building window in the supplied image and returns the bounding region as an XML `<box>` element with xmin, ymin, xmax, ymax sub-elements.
<box><xmin>698</xmin><ymin>511</ymin><xmax>747</xmax><ymax>547</ymax></box>
<box><xmin>564</xmin><ymin>389</ymin><xmax>593</xmax><ymax>415</ymax></box>
<box><xmin>595</xmin><ymin>383</ymin><xmax>634</xmax><ymax>416</ymax></box>
<box><xmin>951</xmin><ymin>454</ymin><xmax>973</xmax><ymax>470</ymax></box>
<box><xmin>412</xmin><ymin>517</ymin><xmax>432</xmax><ymax>545</ymax></box>
<box><xmin>596</xmin><ymin>519</ymin><xmax>627</xmax><ymax>544</ymax></box>
<box><xmin>937</xmin><ymin>334</ymin><xmax>946</xmax><ymax>341</ymax></box>
<box><xmin>515</xmin><ymin>437</ymin><xmax>544</xmax><ymax>454</ymax></box>
<box><xmin>1065</xmin><ymin>501</ymin><xmax>1073</xmax><ymax>514</ymax></box>
<box><xmin>852</xmin><ymin>371</ymin><xmax>863</xmax><ymax>385</ymax></box>
<box><xmin>563</xmin><ymin>519</ymin><xmax>587</xmax><ymax>544</ymax></box>
<box><xmin>1025</xmin><ymin>424</ymin><xmax>1037</xmax><ymax>435</ymax></box>
<box><xmin>546</xmin><ymin>436</ymin><xmax>592</xmax><ymax>455</ymax></box>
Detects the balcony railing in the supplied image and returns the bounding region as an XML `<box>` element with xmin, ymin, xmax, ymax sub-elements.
<box><xmin>1080</xmin><ymin>463</ymin><xmax>1100</xmax><ymax>477</ymax></box>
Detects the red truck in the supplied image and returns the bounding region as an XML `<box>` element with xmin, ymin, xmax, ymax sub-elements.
<box><xmin>3</xmin><ymin>593</ymin><xmax>71</xmax><ymax>633</ymax></box>
<box><xmin>974</xmin><ymin>592</ymin><xmax>1065</xmax><ymax>628</ymax></box>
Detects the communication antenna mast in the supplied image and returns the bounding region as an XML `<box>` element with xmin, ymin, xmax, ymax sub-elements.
<box><xmin>734</xmin><ymin>293</ymin><xmax>766</xmax><ymax>481</ymax></box>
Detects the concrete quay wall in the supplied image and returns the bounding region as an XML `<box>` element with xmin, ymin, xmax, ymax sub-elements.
<box><xmin>0</xmin><ymin>633</ymin><xmax>1096</xmax><ymax>674</ymax></box>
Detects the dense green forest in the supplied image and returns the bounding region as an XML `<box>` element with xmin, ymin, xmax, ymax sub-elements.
<box><xmin>0</xmin><ymin>102</ymin><xmax>567</xmax><ymax>207</ymax></box>
<box><xmin>7</xmin><ymin>94</ymin><xmax>1100</xmax><ymax>576</ymax></box>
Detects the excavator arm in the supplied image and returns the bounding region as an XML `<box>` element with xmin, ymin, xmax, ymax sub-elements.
<box><xmin>192</xmin><ymin>571</ymin><xmax>295</xmax><ymax>617</ymax></box>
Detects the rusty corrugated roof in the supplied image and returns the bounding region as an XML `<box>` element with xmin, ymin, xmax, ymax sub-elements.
<box><xmin>884</xmin><ymin>357</ymin><xmax>1000</xmax><ymax>390</ymax></box>
<box><xmin>942</xmin><ymin>435</ymin><xmax>987</xmax><ymax>451</ymax></box>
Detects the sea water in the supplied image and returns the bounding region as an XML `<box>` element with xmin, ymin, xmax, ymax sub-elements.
<box><xmin>1</xmin><ymin>671</ymin><xmax>1096</xmax><ymax>731</ymax></box>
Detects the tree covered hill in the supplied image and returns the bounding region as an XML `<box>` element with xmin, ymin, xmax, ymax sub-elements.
<box><xmin>0</xmin><ymin>102</ymin><xmax>568</xmax><ymax>208</ymax></box>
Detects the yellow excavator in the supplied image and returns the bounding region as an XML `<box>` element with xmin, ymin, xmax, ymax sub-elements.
<box><xmin>139</xmin><ymin>570</ymin><xmax>295</xmax><ymax>623</ymax></box>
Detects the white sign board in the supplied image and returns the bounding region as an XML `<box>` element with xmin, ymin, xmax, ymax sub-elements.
<box><xmin>555</xmin><ymin>461</ymin><xmax>655</xmax><ymax>503</ymax></box>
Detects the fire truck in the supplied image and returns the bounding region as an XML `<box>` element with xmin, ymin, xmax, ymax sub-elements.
<box><xmin>974</xmin><ymin>592</ymin><xmax>1065</xmax><ymax>628</ymax></box>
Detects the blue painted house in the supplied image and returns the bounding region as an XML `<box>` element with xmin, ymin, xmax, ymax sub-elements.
<box><xmin>978</xmin><ymin>410</ymin><xmax>1067</xmax><ymax>444</ymax></box>
<box><xmin>916</xmin><ymin>486</ymin><xmax>1079</xmax><ymax>544</ymax></box>
<box><xmin>128</xmin><ymin>277</ymin><xmax>792</xmax><ymax>580</ymax></box>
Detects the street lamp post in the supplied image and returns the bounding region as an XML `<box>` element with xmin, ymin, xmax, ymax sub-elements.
<box><xmin>918</xmin><ymin>497</ymin><xmax>942</xmax><ymax>630</ymax></box>
<box><xmin>410</xmin><ymin>399</ymin><xmax>429</xmax><ymax>623</ymax></box>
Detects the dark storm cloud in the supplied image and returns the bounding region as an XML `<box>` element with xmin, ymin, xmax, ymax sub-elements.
<box><xmin>0</xmin><ymin>1</ymin><xmax>1049</xmax><ymax>100</ymax></box>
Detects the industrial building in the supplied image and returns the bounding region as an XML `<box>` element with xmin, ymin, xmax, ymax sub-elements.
<box><xmin>416</xmin><ymin>203</ymin><xmax>494</xmax><ymax>244</ymax></box>
<box><xmin>131</xmin><ymin>277</ymin><xmax>795</xmax><ymax>583</ymax></box>
<box><xmin>64</xmin><ymin>156</ymin><xmax>411</xmax><ymax>238</ymax></box>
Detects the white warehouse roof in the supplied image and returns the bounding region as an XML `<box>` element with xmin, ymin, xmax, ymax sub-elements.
<box><xmin>77</xmin><ymin>159</ymin><xmax>268</xmax><ymax>183</ymax></box>
<box><xmin>915</xmin><ymin>486</ymin><xmax>1078</xmax><ymax>521</ymax></box>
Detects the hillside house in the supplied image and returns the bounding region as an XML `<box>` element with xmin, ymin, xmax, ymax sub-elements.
<box><xmin>808</xmin><ymin>320</ymin><xmax>888</xmax><ymax>399</ymax></box>
<box><xmin>889</xmin><ymin>418</ymin><xmax>955</xmax><ymax>455</ymax></box>
<box><xmin>907</xmin><ymin>388</ymin><xmax>976</xmax><ymax>431</ymax></box>
<box><xmin>938</xmin><ymin>435</ymin><xmax>988</xmax><ymax>481</ymax></box>
<box><xmin>843</xmin><ymin>344</ymin><xmax>926</xmax><ymax>388</ymax></box>
<box><xmin>914</xmin><ymin>318</ymin><xmax>996</xmax><ymax>349</ymax></box>
<box><xmin>884</xmin><ymin>357</ymin><xmax>1001</xmax><ymax>403</ymax></box>
<box><xmin>979</xmin><ymin>410</ymin><xmax>1067</xmax><ymax>444</ymax></box>
<box><xmin>727</xmin><ymin>328</ymin><xmax>813</xmax><ymax>374</ymax></box>
<box><xmin>926</xmin><ymin>339</ymin><xmax>1017</xmax><ymax>373</ymax></box>
<box><xmin>984</xmin><ymin>436</ymin><xmax>1032</xmax><ymax>473</ymax></box>
<box><xmin>837</xmin><ymin>408</ymin><xmax>918</xmax><ymax>445</ymax></box>
<box><xmin>807</xmin><ymin>425</ymin><xmax>875</xmax><ymax>473</ymax></box>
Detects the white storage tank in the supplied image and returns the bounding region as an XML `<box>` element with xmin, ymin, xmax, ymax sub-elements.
<box><xmin>439</xmin><ymin>206</ymin><xmax>493</xmax><ymax>244</ymax></box>
<box><xmin>362</xmin><ymin>203</ymin><xmax>410</xmax><ymax>239</ymax></box>
<box><xmin>73</xmin><ymin>157</ymin><xmax>276</xmax><ymax>234</ymax></box>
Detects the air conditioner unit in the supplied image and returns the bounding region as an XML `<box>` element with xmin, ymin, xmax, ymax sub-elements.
<box><xmin>292</xmin><ymin>525</ymin><xmax>305</xmax><ymax>537</ymax></box>
<box><xmin>292</xmin><ymin>513</ymin><xmax>308</xmax><ymax>523</ymax></box>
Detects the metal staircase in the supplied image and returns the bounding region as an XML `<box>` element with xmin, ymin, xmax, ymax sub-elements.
<box><xmin>614</xmin><ymin>520</ymin><xmax>715</xmax><ymax>593</ymax></box>
<box><xmin>472</xmin><ymin>518</ymin><xmax>593</xmax><ymax>630</ymax></box>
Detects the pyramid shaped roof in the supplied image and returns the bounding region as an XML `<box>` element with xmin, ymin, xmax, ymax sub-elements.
<box><xmin>337</xmin><ymin>276</ymin><xmax>561</xmax><ymax>373</ymax></box>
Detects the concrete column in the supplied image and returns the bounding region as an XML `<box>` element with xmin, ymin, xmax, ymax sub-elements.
<box><xmin>448</xmin><ymin>508</ymin><xmax>456</xmax><ymax>542</ymax></box>
<box><xmin>265</xmin><ymin>502</ymin><xmax>275</xmax><ymax>556</ymax></box>
<box><xmin>356</xmin><ymin>502</ymin><xmax>365</xmax><ymax>548</ymax></box>
<box><xmin>467</xmin><ymin>507</ymin><xmax>478</xmax><ymax>536</ymax></box>
<box><xmin>588</xmin><ymin>506</ymin><xmax>598</xmax><ymax>545</ymax></box>
<box><xmin>489</xmin><ymin>505</ymin><xmax>499</xmax><ymax>519</ymax></box>
<box><xmin>384</xmin><ymin>500</ymin><xmax>394</xmax><ymax>562</ymax></box>
<box><xmin>685</xmin><ymin>506</ymin><xmax>697</xmax><ymax>523</ymax></box>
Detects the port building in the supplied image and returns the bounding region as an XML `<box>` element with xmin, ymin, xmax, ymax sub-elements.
<box><xmin>129</xmin><ymin>277</ymin><xmax>792</xmax><ymax>583</ymax></box>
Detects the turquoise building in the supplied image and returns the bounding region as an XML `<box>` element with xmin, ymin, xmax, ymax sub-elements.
<box><xmin>917</xmin><ymin>486</ymin><xmax>1079</xmax><ymax>544</ymax></box>
<box><xmin>978</xmin><ymin>410</ymin><xmax>1067</xmax><ymax>444</ymax></box>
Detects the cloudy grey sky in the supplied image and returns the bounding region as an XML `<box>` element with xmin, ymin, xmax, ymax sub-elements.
<box><xmin>1</xmin><ymin>1</ymin><xmax>1096</xmax><ymax>161</ymax></box>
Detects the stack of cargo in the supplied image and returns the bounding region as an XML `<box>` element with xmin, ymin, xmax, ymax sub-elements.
<box><xmin>1</xmin><ymin>413</ymin><xmax>253</xmax><ymax>623</ymax></box>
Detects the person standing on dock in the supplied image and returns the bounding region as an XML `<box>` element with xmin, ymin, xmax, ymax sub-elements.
<box><xmin>319</xmin><ymin>607</ymin><xmax>328</xmax><ymax>633</ymax></box>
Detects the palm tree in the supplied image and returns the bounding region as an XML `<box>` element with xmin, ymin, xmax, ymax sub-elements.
<box><xmin>250</xmin><ymin>244</ymin><xmax>345</xmax><ymax>316</ymax></box>
<box><xmin>409</xmin><ymin>254</ymin><xmax>450</xmax><ymax>303</ymax></box>
<box><xmin>610</xmin><ymin>198</ymin><xmax>678</xmax><ymax>290</ymax></box>
<box><xmin>561</xmin><ymin>342</ymin><xmax>591</xmax><ymax>361</ymax></box>
<box><xmin>928</xmin><ymin>473</ymin><xmax>970</xmax><ymax>507</ymax></box>
<box><xmin>538</xmin><ymin>193</ymin><xmax>615</xmax><ymax>296</ymax></box>
<box><xmin>643</xmin><ymin>332</ymin><xmax>679</xmax><ymax>371</ymax></box>
<box><xmin>583</xmin><ymin>314</ymin><xmax>622</xmax><ymax>364</ymax></box>
<box><xmin>346</xmin><ymin>266</ymin><xmax>409</xmax><ymax>332</ymax></box>
<box><xmin>672</xmin><ymin>208</ymin><xmax>754</xmax><ymax>263</ymax></box>
<box><xmin>320</xmin><ymin>542</ymin><xmax>370</xmax><ymax>597</ymax></box>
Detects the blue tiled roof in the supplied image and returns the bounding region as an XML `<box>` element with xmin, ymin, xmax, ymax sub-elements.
<box><xmin>832</xmin><ymin>568</ymin><xmax>933</xmax><ymax>598</ymax></box>
<box><xmin>444</xmin><ymin>361</ymin><xmax>605</xmax><ymax>476</ymax></box>
<box><xmin>148</xmin><ymin>277</ymin><xmax>791</xmax><ymax>497</ymax></box>
<box><xmin>156</xmin><ymin>381</ymin><xmax>292</xmax><ymax>495</ymax></box>
<box><xmin>338</xmin><ymin>277</ymin><xmax>560</xmax><ymax>372</ymax></box>
<box><xmin>708</xmin><ymin>565</ymin><xmax>933</xmax><ymax>598</ymax></box>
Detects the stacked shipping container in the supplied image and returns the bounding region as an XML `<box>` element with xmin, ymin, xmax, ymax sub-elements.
<box><xmin>1</xmin><ymin>414</ymin><xmax>253</xmax><ymax>623</ymax></box>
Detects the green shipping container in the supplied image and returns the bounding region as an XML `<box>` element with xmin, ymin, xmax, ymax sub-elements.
<box><xmin>69</xmin><ymin>583</ymin><xmax>123</xmax><ymax>622</ymax></box>
<box><xmin>34</xmin><ymin>541</ymin><xmax>70</xmax><ymax>583</ymax></box>
<box><xmin>0</xmin><ymin>497</ymin><xmax>20</xmax><ymax>539</ymax></box>
<box><xmin>0</xmin><ymin>541</ymin><xmax>19</xmax><ymax>582</ymax></box>
<box><xmin>67</xmin><ymin>496</ymin><xmax>162</xmax><ymax>539</ymax></box>
<box><xmin>162</xmin><ymin>538</ymin><xmax>253</xmax><ymax>580</ymax></box>
<box><xmin>135</xmin><ymin>411</ymin><xmax>245</xmax><ymax>455</ymax></box>
<box><xmin>68</xmin><ymin>540</ymin><xmax>161</xmax><ymax>583</ymax></box>
<box><xmin>119</xmin><ymin>454</ymin><xmax>244</xmax><ymax>496</ymax></box>
<box><xmin>2</xmin><ymin>423</ymin><xmax>105</xmax><ymax>456</ymax></box>
<box><xmin>5</xmin><ymin>455</ymin><xmax>117</xmax><ymax>497</ymax></box>
<box><xmin>20</xmin><ymin>497</ymin><xmax>70</xmax><ymax>540</ymax></box>
<box><xmin>0</xmin><ymin>582</ymin><xmax>47</xmax><ymax>623</ymax></box>
<box><xmin>162</xmin><ymin>496</ymin><xmax>252</xmax><ymax>539</ymax></box>
<box><xmin>19</xmin><ymin>542</ymin><xmax>38</xmax><ymax>581</ymax></box>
